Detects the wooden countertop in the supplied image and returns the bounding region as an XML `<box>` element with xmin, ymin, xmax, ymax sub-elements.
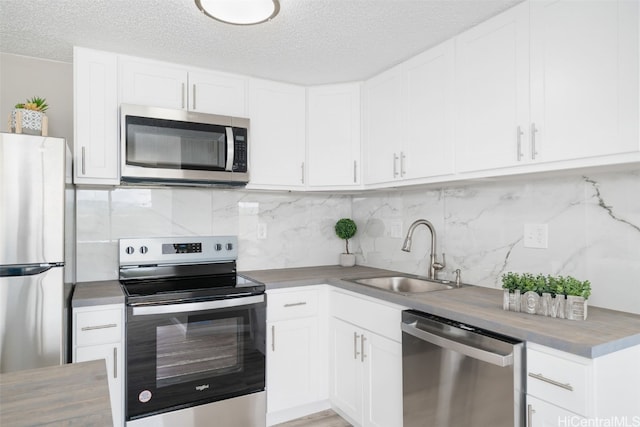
<box><xmin>242</xmin><ymin>265</ymin><xmax>640</xmax><ymax>358</ymax></box>
<box><xmin>0</xmin><ymin>360</ymin><xmax>112</xmax><ymax>426</ymax></box>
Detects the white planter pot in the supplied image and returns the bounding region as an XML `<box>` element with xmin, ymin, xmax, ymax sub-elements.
<box><xmin>11</xmin><ymin>109</ymin><xmax>47</xmax><ymax>135</ymax></box>
<box><xmin>339</xmin><ymin>253</ymin><xmax>356</xmax><ymax>267</ymax></box>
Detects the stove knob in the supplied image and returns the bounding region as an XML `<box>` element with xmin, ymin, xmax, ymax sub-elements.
<box><xmin>125</xmin><ymin>246</ymin><xmax>134</xmax><ymax>255</ymax></box>
<box><xmin>140</xmin><ymin>246</ymin><xmax>148</xmax><ymax>254</ymax></box>
<box><xmin>226</xmin><ymin>243</ymin><xmax>233</xmax><ymax>251</ymax></box>
<box><xmin>215</xmin><ymin>243</ymin><xmax>222</xmax><ymax>251</ymax></box>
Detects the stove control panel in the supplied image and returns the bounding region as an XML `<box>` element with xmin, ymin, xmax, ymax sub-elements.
<box><xmin>119</xmin><ymin>236</ymin><xmax>238</xmax><ymax>266</ymax></box>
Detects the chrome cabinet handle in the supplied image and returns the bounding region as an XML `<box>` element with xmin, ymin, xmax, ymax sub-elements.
<box><xmin>516</xmin><ymin>126</ymin><xmax>523</xmax><ymax>161</ymax></box>
<box><xmin>81</xmin><ymin>323</ymin><xmax>117</xmax><ymax>332</ymax></box>
<box><xmin>527</xmin><ymin>404</ymin><xmax>535</xmax><ymax>426</ymax></box>
<box><xmin>301</xmin><ymin>162</ymin><xmax>305</xmax><ymax>184</ymax></box>
<box><xmin>113</xmin><ymin>347</ymin><xmax>117</xmax><ymax>379</ymax></box>
<box><xmin>271</xmin><ymin>325</ymin><xmax>275</xmax><ymax>352</ymax></box>
<box><xmin>181</xmin><ymin>83</ymin><xmax>185</xmax><ymax>109</ymax></box>
<box><xmin>354</xmin><ymin>332</ymin><xmax>360</xmax><ymax>359</ymax></box>
<box><xmin>528</xmin><ymin>372</ymin><xmax>573</xmax><ymax>391</ymax></box>
<box><xmin>361</xmin><ymin>335</ymin><xmax>366</xmax><ymax>362</ymax></box>
<box><xmin>393</xmin><ymin>153</ymin><xmax>399</xmax><ymax>177</ymax></box>
<box><xmin>353</xmin><ymin>160</ymin><xmax>357</xmax><ymax>183</ymax></box>
<box><xmin>284</xmin><ymin>302</ymin><xmax>307</xmax><ymax>308</ymax></box>
<box><xmin>400</xmin><ymin>152</ymin><xmax>406</xmax><ymax>177</ymax></box>
<box><xmin>81</xmin><ymin>147</ymin><xmax>86</xmax><ymax>175</ymax></box>
<box><xmin>531</xmin><ymin>123</ymin><xmax>538</xmax><ymax>160</ymax></box>
<box><xmin>192</xmin><ymin>84</ymin><xmax>197</xmax><ymax>110</ymax></box>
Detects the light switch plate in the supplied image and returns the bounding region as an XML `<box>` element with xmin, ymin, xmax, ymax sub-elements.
<box><xmin>524</xmin><ymin>223</ymin><xmax>548</xmax><ymax>249</ymax></box>
<box><xmin>257</xmin><ymin>223</ymin><xmax>267</xmax><ymax>240</ymax></box>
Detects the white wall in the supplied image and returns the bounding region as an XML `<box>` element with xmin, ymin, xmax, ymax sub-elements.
<box><xmin>0</xmin><ymin>53</ymin><xmax>73</xmax><ymax>144</ymax></box>
<box><xmin>351</xmin><ymin>168</ymin><xmax>640</xmax><ymax>314</ymax></box>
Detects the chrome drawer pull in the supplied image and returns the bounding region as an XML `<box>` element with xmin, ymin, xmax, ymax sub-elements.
<box><xmin>528</xmin><ymin>372</ymin><xmax>574</xmax><ymax>391</ymax></box>
<box><xmin>283</xmin><ymin>302</ymin><xmax>307</xmax><ymax>308</ymax></box>
<box><xmin>81</xmin><ymin>323</ymin><xmax>117</xmax><ymax>331</ymax></box>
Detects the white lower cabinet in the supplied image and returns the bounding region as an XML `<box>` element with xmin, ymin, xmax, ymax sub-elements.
<box><xmin>526</xmin><ymin>396</ymin><xmax>585</xmax><ymax>427</ymax></box>
<box><xmin>526</xmin><ymin>342</ymin><xmax>640</xmax><ymax>426</ymax></box>
<box><xmin>266</xmin><ymin>287</ymin><xmax>329</xmax><ymax>425</ymax></box>
<box><xmin>330</xmin><ymin>318</ymin><xmax>402</xmax><ymax>427</ymax></box>
<box><xmin>329</xmin><ymin>290</ymin><xmax>404</xmax><ymax>427</ymax></box>
<box><xmin>73</xmin><ymin>304</ymin><xmax>125</xmax><ymax>427</ymax></box>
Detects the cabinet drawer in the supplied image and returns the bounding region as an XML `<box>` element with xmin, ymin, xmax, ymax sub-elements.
<box><xmin>75</xmin><ymin>309</ymin><xmax>122</xmax><ymax>346</ymax></box>
<box><xmin>331</xmin><ymin>290</ymin><xmax>403</xmax><ymax>342</ymax></box>
<box><xmin>267</xmin><ymin>289</ymin><xmax>318</xmax><ymax>321</ymax></box>
<box><xmin>527</xmin><ymin>347</ymin><xmax>590</xmax><ymax>416</ymax></box>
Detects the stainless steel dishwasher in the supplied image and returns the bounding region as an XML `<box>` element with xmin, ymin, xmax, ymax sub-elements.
<box><xmin>402</xmin><ymin>310</ymin><xmax>524</xmax><ymax>427</ymax></box>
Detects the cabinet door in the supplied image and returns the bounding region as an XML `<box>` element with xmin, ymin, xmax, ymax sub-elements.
<box><xmin>362</xmin><ymin>332</ymin><xmax>402</xmax><ymax>427</ymax></box>
<box><xmin>267</xmin><ymin>318</ymin><xmax>320</xmax><ymax>413</ymax></box>
<box><xmin>363</xmin><ymin>67</ymin><xmax>403</xmax><ymax>184</ymax></box>
<box><xmin>248</xmin><ymin>78</ymin><xmax>306</xmax><ymax>188</ymax></box>
<box><xmin>526</xmin><ymin>396</ymin><xmax>585</xmax><ymax>427</ymax></box>
<box><xmin>188</xmin><ymin>70</ymin><xmax>247</xmax><ymax>117</ymax></box>
<box><xmin>76</xmin><ymin>343</ymin><xmax>123</xmax><ymax>427</ymax></box>
<box><xmin>73</xmin><ymin>47</ymin><xmax>119</xmax><ymax>185</ymax></box>
<box><xmin>455</xmin><ymin>2</ymin><xmax>530</xmax><ymax>172</ymax></box>
<box><xmin>307</xmin><ymin>83</ymin><xmax>361</xmax><ymax>187</ymax></box>
<box><xmin>530</xmin><ymin>0</ymin><xmax>639</xmax><ymax>162</ymax></box>
<box><xmin>119</xmin><ymin>57</ymin><xmax>187</xmax><ymax>109</ymax></box>
<box><xmin>403</xmin><ymin>40</ymin><xmax>455</xmax><ymax>179</ymax></box>
<box><xmin>330</xmin><ymin>318</ymin><xmax>363</xmax><ymax>424</ymax></box>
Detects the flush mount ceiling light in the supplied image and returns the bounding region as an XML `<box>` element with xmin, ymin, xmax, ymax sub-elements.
<box><xmin>195</xmin><ymin>0</ymin><xmax>280</xmax><ymax>25</ymax></box>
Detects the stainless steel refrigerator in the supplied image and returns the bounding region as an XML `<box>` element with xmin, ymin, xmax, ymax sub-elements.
<box><xmin>0</xmin><ymin>132</ymin><xmax>66</xmax><ymax>373</ymax></box>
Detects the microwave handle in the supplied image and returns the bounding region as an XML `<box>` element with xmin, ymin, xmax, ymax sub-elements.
<box><xmin>225</xmin><ymin>127</ymin><xmax>234</xmax><ymax>171</ymax></box>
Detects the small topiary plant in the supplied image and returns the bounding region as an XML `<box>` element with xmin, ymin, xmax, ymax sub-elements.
<box><xmin>335</xmin><ymin>218</ymin><xmax>357</xmax><ymax>254</ymax></box>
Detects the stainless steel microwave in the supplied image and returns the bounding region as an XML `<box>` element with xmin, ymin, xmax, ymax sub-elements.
<box><xmin>120</xmin><ymin>104</ymin><xmax>249</xmax><ymax>186</ymax></box>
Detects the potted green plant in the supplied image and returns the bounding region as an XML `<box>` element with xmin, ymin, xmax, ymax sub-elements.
<box><xmin>335</xmin><ymin>218</ymin><xmax>357</xmax><ymax>267</ymax></box>
<box><xmin>501</xmin><ymin>272</ymin><xmax>591</xmax><ymax>321</ymax></box>
<box><xmin>11</xmin><ymin>96</ymin><xmax>49</xmax><ymax>135</ymax></box>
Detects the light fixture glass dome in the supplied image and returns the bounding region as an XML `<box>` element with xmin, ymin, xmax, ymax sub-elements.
<box><xmin>195</xmin><ymin>0</ymin><xmax>280</xmax><ymax>25</ymax></box>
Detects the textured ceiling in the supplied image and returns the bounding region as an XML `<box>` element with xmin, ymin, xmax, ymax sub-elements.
<box><xmin>0</xmin><ymin>0</ymin><xmax>523</xmax><ymax>85</ymax></box>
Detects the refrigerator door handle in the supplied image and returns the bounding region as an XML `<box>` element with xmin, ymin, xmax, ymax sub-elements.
<box><xmin>0</xmin><ymin>263</ymin><xmax>63</xmax><ymax>277</ymax></box>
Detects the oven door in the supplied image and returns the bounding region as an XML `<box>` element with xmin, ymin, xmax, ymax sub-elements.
<box><xmin>125</xmin><ymin>294</ymin><xmax>266</xmax><ymax>421</ymax></box>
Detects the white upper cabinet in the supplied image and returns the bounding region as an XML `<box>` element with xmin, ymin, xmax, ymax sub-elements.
<box><xmin>529</xmin><ymin>0</ymin><xmax>639</xmax><ymax>162</ymax></box>
<box><xmin>73</xmin><ymin>47</ymin><xmax>120</xmax><ymax>185</ymax></box>
<box><xmin>119</xmin><ymin>57</ymin><xmax>188</xmax><ymax>109</ymax></box>
<box><xmin>119</xmin><ymin>57</ymin><xmax>248</xmax><ymax>116</ymax></box>
<box><xmin>363</xmin><ymin>66</ymin><xmax>403</xmax><ymax>184</ymax></box>
<box><xmin>186</xmin><ymin>70</ymin><xmax>247</xmax><ymax>117</ymax></box>
<box><xmin>364</xmin><ymin>40</ymin><xmax>456</xmax><ymax>185</ymax></box>
<box><xmin>402</xmin><ymin>40</ymin><xmax>455</xmax><ymax>180</ymax></box>
<box><xmin>455</xmin><ymin>0</ymin><xmax>639</xmax><ymax>173</ymax></box>
<box><xmin>247</xmin><ymin>78</ymin><xmax>306</xmax><ymax>189</ymax></box>
<box><xmin>307</xmin><ymin>83</ymin><xmax>362</xmax><ymax>188</ymax></box>
<box><xmin>455</xmin><ymin>2</ymin><xmax>530</xmax><ymax>173</ymax></box>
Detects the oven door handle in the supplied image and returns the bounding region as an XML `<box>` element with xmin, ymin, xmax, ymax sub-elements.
<box><xmin>132</xmin><ymin>294</ymin><xmax>264</xmax><ymax>316</ymax></box>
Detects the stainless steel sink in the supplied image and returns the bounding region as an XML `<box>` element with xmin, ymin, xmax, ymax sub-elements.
<box><xmin>345</xmin><ymin>276</ymin><xmax>456</xmax><ymax>293</ymax></box>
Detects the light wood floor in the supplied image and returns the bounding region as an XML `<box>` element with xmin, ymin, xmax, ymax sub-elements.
<box><xmin>274</xmin><ymin>409</ymin><xmax>351</xmax><ymax>427</ymax></box>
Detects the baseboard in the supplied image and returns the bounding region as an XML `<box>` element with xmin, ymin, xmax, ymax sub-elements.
<box><xmin>266</xmin><ymin>400</ymin><xmax>331</xmax><ymax>426</ymax></box>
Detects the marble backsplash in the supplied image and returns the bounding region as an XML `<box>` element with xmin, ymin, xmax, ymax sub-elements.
<box><xmin>76</xmin><ymin>167</ymin><xmax>639</xmax><ymax>314</ymax></box>
<box><xmin>351</xmin><ymin>168</ymin><xmax>640</xmax><ymax>314</ymax></box>
<box><xmin>75</xmin><ymin>188</ymin><xmax>351</xmax><ymax>281</ymax></box>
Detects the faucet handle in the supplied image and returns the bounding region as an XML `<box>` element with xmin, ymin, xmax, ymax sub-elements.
<box><xmin>433</xmin><ymin>253</ymin><xmax>446</xmax><ymax>271</ymax></box>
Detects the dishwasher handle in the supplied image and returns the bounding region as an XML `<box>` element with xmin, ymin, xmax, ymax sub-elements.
<box><xmin>401</xmin><ymin>320</ymin><xmax>514</xmax><ymax>367</ymax></box>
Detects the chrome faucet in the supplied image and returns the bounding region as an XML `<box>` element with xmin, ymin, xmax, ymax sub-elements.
<box><xmin>401</xmin><ymin>219</ymin><xmax>446</xmax><ymax>280</ymax></box>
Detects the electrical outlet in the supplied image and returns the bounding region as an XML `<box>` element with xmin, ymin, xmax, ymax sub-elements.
<box><xmin>524</xmin><ymin>223</ymin><xmax>548</xmax><ymax>249</ymax></box>
<box><xmin>390</xmin><ymin>221</ymin><xmax>403</xmax><ymax>238</ymax></box>
<box><xmin>257</xmin><ymin>223</ymin><xmax>267</xmax><ymax>240</ymax></box>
